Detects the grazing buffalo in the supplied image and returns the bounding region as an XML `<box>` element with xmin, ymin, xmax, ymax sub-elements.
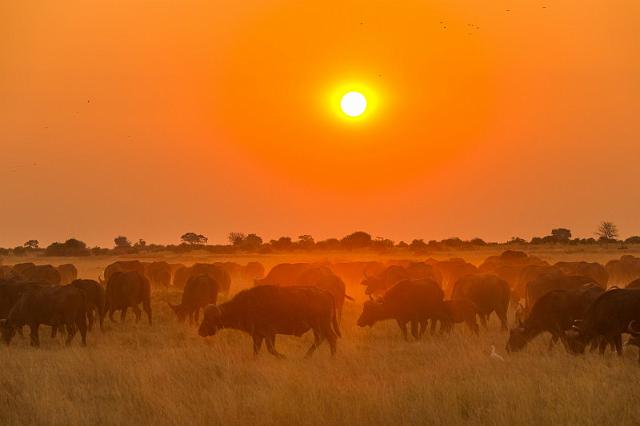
<box><xmin>70</xmin><ymin>279</ymin><xmax>105</xmax><ymax>331</ymax></box>
<box><xmin>104</xmin><ymin>260</ymin><xmax>147</xmax><ymax>281</ymax></box>
<box><xmin>14</xmin><ymin>264</ymin><xmax>61</xmax><ymax>285</ymax></box>
<box><xmin>525</xmin><ymin>275</ymin><xmax>596</xmax><ymax>312</ymax></box>
<box><xmin>57</xmin><ymin>264</ymin><xmax>78</xmax><ymax>285</ymax></box>
<box><xmin>426</xmin><ymin>258</ymin><xmax>477</xmax><ymax>296</ymax></box>
<box><xmin>605</xmin><ymin>255</ymin><xmax>640</xmax><ymax>286</ymax></box>
<box><xmin>0</xmin><ymin>280</ymin><xmax>47</xmax><ymax>318</ymax></box>
<box><xmin>626</xmin><ymin>278</ymin><xmax>640</xmax><ymax>289</ymax></box>
<box><xmin>254</xmin><ymin>263</ymin><xmax>312</xmax><ymax>286</ymax></box>
<box><xmin>512</xmin><ymin>265</ymin><xmax>563</xmax><ymax>304</ymax></box>
<box><xmin>451</xmin><ymin>274</ymin><xmax>510</xmax><ymax>331</ymax></box>
<box><xmin>554</xmin><ymin>261</ymin><xmax>609</xmax><ymax>287</ymax></box>
<box><xmin>357</xmin><ymin>279</ymin><xmax>445</xmax><ymax>341</ymax></box>
<box><xmin>104</xmin><ymin>271</ymin><xmax>152</xmax><ymax>325</ymax></box>
<box><xmin>328</xmin><ymin>261</ymin><xmax>385</xmax><ymax>286</ymax></box>
<box><xmin>198</xmin><ymin>285</ymin><xmax>340</xmax><ymax>358</ymax></box>
<box><xmin>506</xmin><ymin>285</ymin><xmax>604</xmax><ymax>352</ymax></box>
<box><xmin>361</xmin><ymin>265</ymin><xmax>410</xmax><ymax>297</ymax></box>
<box><xmin>169</xmin><ymin>275</ymin><xmax>218</xmax><ymax>324</ymax></box>
<box><xmin>439</xmin><ymin>300</ymin><xmax>479</xmax><ymax>335</ymax></box>
<box><xmin>0</xmin><ymin>285</ymin><xmax>87</xmax><ymax>347</ymax></box>
<box><xmin>174</xmin><ymin>263</ymin><xmax>231</xmax><ymax>293</ymax></box>
<box><xmin>145</xmin><ymin>261</ymin><xmax>172</xmax><ymax>288</ymax></box>
<box><xmin>479</xmin><ymin>251</ymin><xmax>548</xmax><ymax>290</ymax></box>
<box><xmin>565</xmin><ymin>288</ymin><xmax>640</xmax><ymax>356</ymax></box>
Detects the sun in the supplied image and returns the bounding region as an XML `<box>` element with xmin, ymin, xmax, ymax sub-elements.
<box><xmin>340</xmin><ymin>91</ymin><xmax>367</xmax><ymax>117</ymax></box>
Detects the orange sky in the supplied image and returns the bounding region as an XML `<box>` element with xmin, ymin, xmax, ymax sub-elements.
<box><xmin>1</xmin><ymin>0</ymin><xmax>639</xmax><ymax>247</ymax></box>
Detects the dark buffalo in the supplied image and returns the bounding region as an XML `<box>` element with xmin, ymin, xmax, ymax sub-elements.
<box><xmin>174</xmin><ymin>263</ymin><xmax>231</xmax><ymax>293</ymax></box>
<box><xmin>357</xmin><ymin>279</ymin><xmax>445</xmax><ymax>340</ymax></box>
<box><xmin>513</xmin><ymin>265</ymin><xmax>563</xmax><ymax>304</ymax></box>
<box><xmin>0</xmin><ymin>280</ymin><xmax>47</xmax><ymax>318</ymax></box>
<box><xmin>605</xmin><ymin>255</ymin><xmax>640</xmax><ymax>286</ymax></box>
<box><xmin>506</xmin><ymin>285</ymin><xmax>604</xmax><ymax>352</ymax></box>
<box><xmin>426</xmin><ymin>258</ymin><xmax>478</xmax><ymax>296</ymax></box>
<box><xmin>479</xmin><ymin>251</ymin><xmax>548</xmax><ymax>290</ymax></box>
<box><xmin>525</xmin><ymin>274</ymin><xmax>596</xmax><ymax>312</ymax></box>
<box><xmin>0</xmin><ymin>285</ymin><xmax>87</xmax><ymax>347</ymax></box>
<box><xmin>565</xmin><ymin>288</ymin><xmax>640</xmax><ymax>356</ymax></box>
<box><xmin>57</xmin><ymin>264</ymin><xmax>78</xmax><ymax>285</ymax></box>
<box><xmin>554</xmin><ymin>261</ymin><xmax>609</xmax><ymax>287</ymax></box>
<box><xmin>14</xmin><ymin>264</ymin><xmax>61</xmax><ymax>285</ymax></box>
<box><xmin>439</xmin><ymin>299</ymin><xmax>479</xmax><ymax>335</ymax></box>
<box><xmin>104</xmin><ymin>260</ymin><xmax>147</xmax><ymax>281</ymax></box>
<box><xmin>626</xmin><ymin>278</ymin><xmax>640</xmax><ymax>289</ymax></box>
<box><xmin>451</xmin><ymin>274</ymin><xmax>510</xmax><ymax>331</ymax></box>
<box><xmin>104</xmin><ymin>271</ymin><xmax>152</xmax><ymax>325</ymax></box>
<box><xmin>70</xmin><ymin>279</ymin><xmax>105</xmax><ymax>331</ymax></box>
<box><xmin>254</xmin><ymin>263</ymin><xmax>312</xmax><ymax>286</ymax></box>
<box><xmin>198</xmin><ymin>285</ymin><xmax>340</xmax><ymax>358</ymax></box>
<box><xmin>169</xmin><ymin>275</ymin><xmax>218</xmax><ymax>324</ymax></box>
<box><xmin>145</xmin><ymin>261</ymin><xmax>172</xmax><ymax>288</ymax></box>
<box><xmin>361</xmin><ymin>265</ymin><xmax>410</xmax><ymax>297</ymax></box>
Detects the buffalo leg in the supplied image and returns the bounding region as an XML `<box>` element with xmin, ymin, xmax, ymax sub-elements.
<box><xmin>265</xmin><ymin>335</ymin><xmax>286</xmax><ymax>359</ymax></box>
<box><xmin>77</xmin><ymin>315</ymin><xmax>87</xmax><ymax>346</ymax></box>
<box><xmin>418</xmin><ymin>321</ymin><xmax>428</xmax><ymax>337</ymax></box>
<box><xmin>325</xmin><ymin>325</ymin><xmax>338</xmax><ymax>356</ymax></box>
<box><xmin>65</xmin><ymin>323</ymin><xmax>77</xmax><ymax>346</ymax></box>
<box><xmin>194</xmin><ymin>308</ymin><xmax>200</xmax><ymax>323</ymax></box>
<box><xmin>430</xmin><ymin>319</ymin><xmax>438</xmax><ymax>336</ymax></box>
<box><xmin>396</xmin><ymin>320</ymin><xmax>409</xmax><ymax>341</ymax></box>
<box><xmin>410</xmin><ymin>321</ymin><xmax>420</xmax><ymax>340</ymax></box>
<box><xmin>143</xmin><ymin>301</ymin><xmax>152</xmax><ymax>326</ymax></box>
<box><xmin>614</xmin><ymin>334</ymin><xmax>623</xmax><ymax>356</ymax></box>
<box><xmin>497</xmin><ymin>310</ymin><xmax>508</xmax><ymax>332</ymax></box>
<box><xmin>51</xmin><ymin>326</ymin><xmax>58</xmax><ymax>338</ymax></box>
<box><xmin>479</xmin><ymin>314</ymin><xmax>488</xmax><ymax>330</ymax></box>
<box><xmin>29</xmin><ymin>324</ymin><xmax>40</xmax><ymax>347</ymax></box>
<box><xmin>305</xmin><ymin>328</ymin><xmax>322</xmax><ymax>358</ymax></box>
<box><xmin>121</xmin><ymin>307</ymin><xmax>128</xmax><ymax>322</ymax></box>
<box><xmin>252</xmin><ymin>335</ymin><xmax>264</xmax><ymax>355</ymax></box>
<box><xmin>109</xmin><ymin>309</ymin><xmax>117</xmax><ymax>323</ymax></box>
<box><xmin>132</xmin><ymin>305</ymin><xmax>142</xmax><ymax>323</ymax></box>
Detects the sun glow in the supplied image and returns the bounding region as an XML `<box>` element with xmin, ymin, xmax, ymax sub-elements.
<box><xmin>340</xmin><ymin>92</ymin><xmax>367</xmax><ymax>117</ymax></box>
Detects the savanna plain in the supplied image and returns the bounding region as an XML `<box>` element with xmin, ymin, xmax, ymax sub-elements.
<box><xmin>2</xmin><ymin>247</ymin><xmax>640</xmax><ymax>426</ymax></box>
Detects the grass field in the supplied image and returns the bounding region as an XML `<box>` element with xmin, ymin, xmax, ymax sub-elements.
<box><xmin>1</xmin><ymin>248</ymin><xmax>640</xmax><ymax>425</ymax></box>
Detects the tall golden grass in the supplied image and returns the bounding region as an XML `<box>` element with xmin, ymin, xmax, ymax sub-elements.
<box><xmin>1</xmin><ymin>249</ymin><xmax>640</xmax><ymax>425</ymax></box>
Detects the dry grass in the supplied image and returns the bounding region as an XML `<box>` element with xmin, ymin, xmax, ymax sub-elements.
<box><xmin>2</xmin><ymin>249</ymin><xmax>640</xmax><ymax>425</ymax></box>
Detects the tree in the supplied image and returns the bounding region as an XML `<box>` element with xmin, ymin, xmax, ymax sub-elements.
<box><xmin>181</xmin><ymin>232</ymin><xmax>208</xmax><ymax>246</ymax></box>
<box><xmin>625</xmin><ymin>236</ymin><xmax>640</xmax><ymax>244</ymax></box>
<box><xmin>298</xmin><ymin>235</ymin><xmax>315</xmax><ymax>250</ymax></box>
<box><xmin>23</xmin><ymin>240</ymin><xmax>39</xmax><ymax>249</ymax></box>
<box><xmin>409</xmin><ymin>239</ymin><xmax>428</xmax><ymax>251</ymax></box>
<box><xmin>134</xmin><ymin>239</ymin><xmax>147</xmax><ymax>249</ymax></box>
<box><xmin>242</xmin><ymin>234</ymin><xmax>263</xmax><ymax>251</ymax></box>
<box><xmin>44</xmin><ymin>239</ymin><xmax>90</xmax><ymax>256</ymax></box>
<box><xmin>114</xmin><ymin>236</ymin><xmax>131</xmax><ymax>248</ymax></box>
<box><xmin>596</xmin><ymin>221</ymin><xmax>619</xmax><ymax>241</ymax></box>
<box><xmin>340</xmin><ymin>231</ymin><xmax>372</xmax><ymax>250</ymax></box>
<box><xmin>270</xmin><ymin>236</ymin><xmax>293</xmax><ymax>250</ymax></box>
<box><xmin>551</xmin><ymin>228</ymin><xmax>572</xmax><ymax>242</ymax></box>
<box><xmin>227</xmin><ymin>232</ymin><xmax>246</xmax><ymax>246</ymax></box>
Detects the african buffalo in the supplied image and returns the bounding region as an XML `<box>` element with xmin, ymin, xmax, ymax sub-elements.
<box><xmin>145</xmin><ymin>261</ymin><xmax>172</xmax><ymax>288</ymax></box>
<box><xmin>439</xmin><ymin>299</ymin><xmax>479</xmax><ymax>335</ymax></box>
<box><xmin>554</xmin><ymin>261</ymin><xmax>608</xmax><ymax>287</ymax></box>
<box><xmin>506</xmin><ymin>285</ymin><xmax>604</xmax><ymax>352</ymax></box>
<box><xmin>0</xmin><ymin>285</ymin><xmax>87</xmax><ymax>347</ymax></box>
<box><xmin>104</xmin><ymin>271</ymin><xmax>152</xmax><ymax>325</ymax></box>
<box><xmin>104</xmin><ymin>260</ymin><xmax>147</xmax><ymax>281</ymax></box>
<box><xmin>174</xmin><ymin>263</ymin><xmax>231</xmax><ymax>293</ymax></box>
<box><xmin>451</xmin><ymin>274</ymin><xmax>510</xmax><ymax>331</ymax></box>
<box><xmin>565</xmin><ymin>288</ymin><xmax>640</xmax><ymax>356</ymax></box>
<box><xmin>525</xmin><ymin>274</ymin><xmax>596</xmax><ymax>312</ymax></box>
<box><xmin>57</xmin><ymin>264</ymin><xmax>78</xmax><ymax>285</ymax></box>
<box><xmin>169</xmin><ymin>275</ymin><xmax>218</xmax><ymax>324</ymax></box>
<box><xmin>70</xmin><ymin>279</ymin><xmax>105</xmax><ymax>331</ymax></box>
<box><xmin>605</xmin><ymin>255</ymin><xmax>640</xmax><ymax>286</ymax></box>
<box><xmin>357</xmin><ymin>279</ymin><xmax>445</xmax><ymax>341</ymax></box>
<box><xmin>361</xmin><ymin>265</ymin><xmax>410</xmax><ymax>297</ymax></box>
<box><xmin>198</xmin><ymin>285</ymin><xmax>340</xmax><ymax>358</ymax></box>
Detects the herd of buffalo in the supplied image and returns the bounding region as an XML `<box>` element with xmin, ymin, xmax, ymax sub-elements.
<box><xmin>2</xmin><ymin>251</ymin><xmax>640</xmax><ymax>360</ymax></box>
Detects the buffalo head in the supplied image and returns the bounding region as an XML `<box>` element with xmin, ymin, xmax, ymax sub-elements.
<box><xmin>198</xmin><ymin>305</ymin><xmax>223</xmax><ymax>337</ymax></box>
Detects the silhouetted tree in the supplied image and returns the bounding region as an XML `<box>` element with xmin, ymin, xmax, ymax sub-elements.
<box><xmin>45</xmin><ymin>239</ymin><xmax>90</xmax><ymax>257</ymax></box>
<box><xmin>242</xmin><ymin>234</ymin><xmax>263</xmax><ymax>251</ymax></box>
<box><xmin>134</xmin><ymin>239</ymin><xmax>147</xmax><ymax>249</ymax></box>
<box><xmin>341</xmin><ymin>231</ymin><xmax>372</xmax><ymax>250</ymax></box>
<box><xmin>114</xmin><ymin>236</ymin><xmax>131</xmax><ymax>248</ymax></box>
<box><xmin>182</xmin><ymin>232</ymin><xmax>208</xmax><ymax>246</ymax></box>
<box><xmin>470</xmin><ymin>238</ymin><xmax>487</xmax><ymax>246</ymax></box>
<box><xmin>396</xmin><ymin>241</ymin><xmax>409</xmax><ymax>248</ymax></box>
<box><xmin>551</xmin><ymin>228</ymin><xmax>572</xmax><ymax>242</ymax></box>
<box><xmin>625</xmin><ymin>236</ymin><xmax>640</xmax><ymax>244</ymax></box>
<box><xmin>23</xmin><ymin>240</ymin><xmax>39</xmax><ymax>249</ymax></box>
<box><xmin>596</xmin><ymin>221</ymin><xmax>619</xmax><ymax>241</ymax></box>
<box><xmin>228</xmin><ymin>232</ymin><xmax>246</xmax><ymax>246</ymax></box>
<box><xmin>271</xmin><ymin>236</ymin><xmax>293</xmax><ymax>250</ymax></box>
<box><xmin>298</xmin><ymin>235</ymin><xmax>315</xmax><ymax>250</ymax></box>
<box><xmin>409</xmin><ymin>239</ymin><xmax>428</xmax><ymax>251</ymax></box>
<box><xmin>315</xmin><ymin>238</ymin><xmax>341</xmax><ymax>250</ymax></box>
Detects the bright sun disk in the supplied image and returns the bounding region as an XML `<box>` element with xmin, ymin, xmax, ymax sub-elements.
<box><xmin>340</xmin><ymin>91</ymin><xmax>367</xmax><ymax>117</ymax></box>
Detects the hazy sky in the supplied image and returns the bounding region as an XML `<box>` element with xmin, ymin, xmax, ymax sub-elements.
<box><xmin>1</xmin><ymin>0</ymin><xmax>639</xmax><ymax>247</ymax></box>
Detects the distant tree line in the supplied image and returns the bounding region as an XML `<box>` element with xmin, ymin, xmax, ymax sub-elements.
<box><xmin>0</xmin><ymin>221</ymin><xmax>637</xmax><ymax>257</ymax></box>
